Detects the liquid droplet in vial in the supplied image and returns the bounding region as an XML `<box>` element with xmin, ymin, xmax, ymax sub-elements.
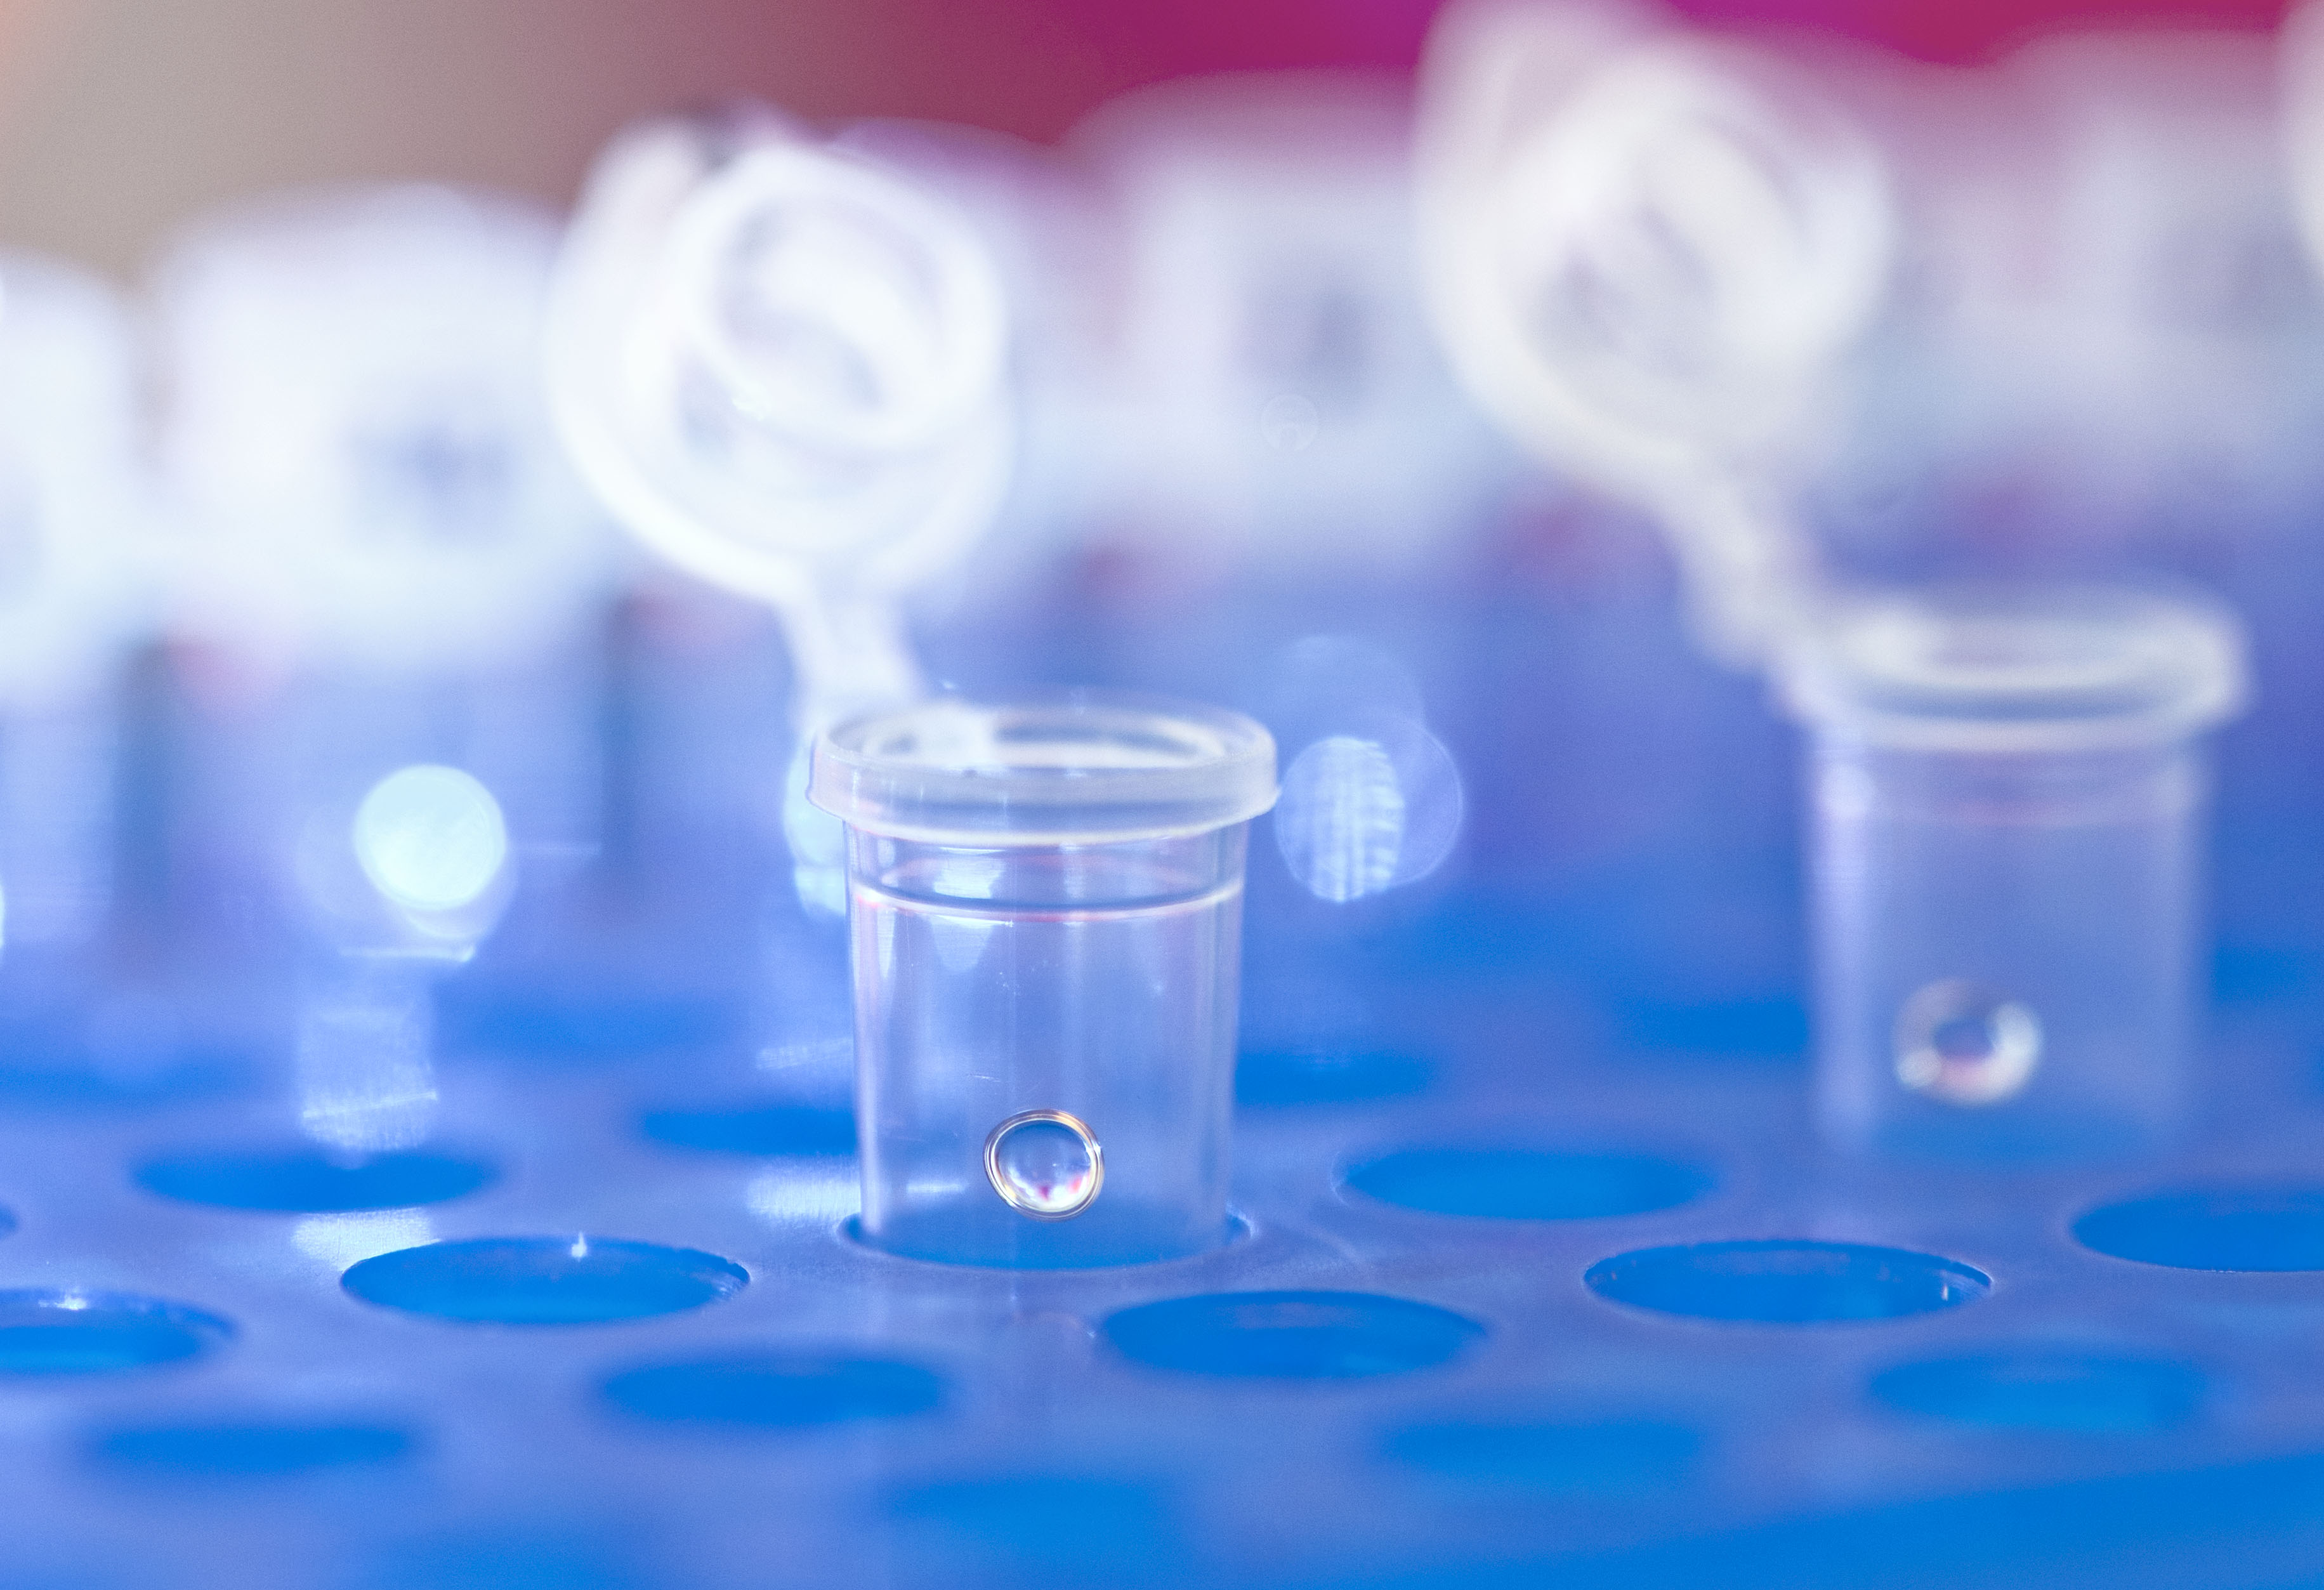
<box><xmin>1893</xmin><ymin>979</ymin><xmax>2041</xmax><ymax>1107</ymax></box>
<box><xmin>985</xmin><ymin>1112</ymin><xmax>1103</xmax><ymax>1219</ymax></box>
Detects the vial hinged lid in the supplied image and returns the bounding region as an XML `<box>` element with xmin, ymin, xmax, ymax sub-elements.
<box><xmin>808</xmin><ymin>692</ymin><xmax>1278</xmax><ymax>844</ymax></box>
<box><xmin>1778</xmin><ymin>584</ymin><xmax>2247</xmax><ymax>753</ymax></box>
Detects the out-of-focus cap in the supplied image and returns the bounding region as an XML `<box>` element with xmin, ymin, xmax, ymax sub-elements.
<box><xmin>811</xmin><ymin>692</ymin><xmax>1277</xmax><ymax>844</ymax></box>
<box><xmin>1779</xmin><ymin>584</ymin><xmax>2247</xmax><ymax>752</ymax></box>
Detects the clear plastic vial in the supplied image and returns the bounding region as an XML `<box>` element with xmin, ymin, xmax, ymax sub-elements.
<box><xmin>810</xmin><ymin>694</ymin><xmax>1276</xmax><ymax>1266</ymax></box>
<box><xmin>1782</xmin><ymin>587</ymin><xmax>2245</xmax><ymax>1160</ymax></box>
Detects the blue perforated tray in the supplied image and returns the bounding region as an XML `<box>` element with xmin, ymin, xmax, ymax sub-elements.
<box><xmin>6</xmin><ymin>530</ymin><xmax>2324</xmax><ymax>1590</ymax></box>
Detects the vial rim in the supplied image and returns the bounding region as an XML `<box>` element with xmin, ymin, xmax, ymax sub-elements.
<box><xmin>808</xmin><ymin>690</ymin><xmax>1278</xmax><ymax>844</ymax></box>
<box><xmin>1777</xmin><ymin>583</ymin><xmax>2247</xmax><ymax>753</ymax></box>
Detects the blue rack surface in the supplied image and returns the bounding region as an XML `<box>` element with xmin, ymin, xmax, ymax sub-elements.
<box><xmin>2</xmin><ymin>509</ymin><xmax>2323</xmax><ymax>1590</ymax></box>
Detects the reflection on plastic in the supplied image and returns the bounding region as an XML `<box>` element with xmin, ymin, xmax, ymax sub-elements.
<box><xmin>1263</xmin><ymin>636</ymin><xmax>1464</xmax><ymax>903</ymax></box>
<box><xmin>1893</xmin><ymin>978</ymin><xmax>2042</xmax><ymax>1107</ymax></box>
<box><xmin>353</xmin><ymin>765</ymin><xmax>510</xmax><ymax>916</ymax></box>
<box><xmin>291</xmin><ymin>1211</ymin><xmax>438</xmax><ymax>1271</ymax></box>
<box><xmin>1275</xmin><ymin>728</ymin><xmax>1464</xmax><ymax>903</ymax></box>
<box><xmin>1278</xmin><ymin>737</ymin><xmax>1403</xmax><ymax>902</ymax></box>
<box><xmin>297</xmin><ymin>969</ymin><xmax>439</xmax><ymax>1153</ymax></box>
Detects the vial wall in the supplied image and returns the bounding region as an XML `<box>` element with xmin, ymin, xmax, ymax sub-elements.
<box><xmin>1784</xmin><ymin>588</ymin><xmax>2245</xmax><ymax>1160</ymax></box>
<box><xmin>812</xmin><ymin>695</ymin><xmax>1274</xmax><ymax>1267</ymax></box>
<box><xmin>0</xmin><ymin>253</ymin><xmax>154</xmax><ymax>968</ymax></box>
<box><xmin>152</xmin><ymin>183</ymin><xmax>617</xmax><ymax>966</ymax></box>
<box><xmin>844</xmin><ymin>827</ymin><xmax>1245</xmax><ymax>1265</ymax></box>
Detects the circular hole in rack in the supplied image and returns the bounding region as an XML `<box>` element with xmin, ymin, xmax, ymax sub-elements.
<box><xmin>639</xmin><ymin>1105</ymin><xmax>856</xmax><ymax>1157</ymax></box>
<box><xmin>1870</xmin><ymin>1351</ymin><xmax>2205</xmax><ymax>1434</ymax></box>
<box><xmin>2073</xmin><ymin>1186</ymin><xmax>2324</xmax><ymax>1271</ymax></box>
<box><xmin>1345</xmin><ymin>1147</ymin><xmax>1712</xmax><ymax>1221</ymax></box>
<box><xmin>341</xmin><ymin>1237</ymin><xmax>747</xmax><ymax>1324</ymax></box>
<box><xmin>0</xmin><ymin>1291</ymin><xmax>232</xmax><ymax>1375</ymax></box>
<box><xmin>1381</xmin><ymin>1415</ymin><xmax>1701</xmax><ymax>1494</ymax></box>
<box><xmin>1104</xmin><ymin>1290</ymin><xmax>1485</xmax><ymax>1379</ymax></box>
<box><xmin>888</xmin><ymin>1475</ymin><xmax>1176</xmax><ymax>1559</ymax></box>
<box><xmin>603</xmin><ymin>1353</ymin><xmax>945</xmax><ymax>1429</ymax></box>
<box><xmin>438</xmin><ymin>985</ymin><xmax>737</xmax><ymax>1064</ymax></box>
<box><xmin>1237</xmin><ymin>1048</ymin><xmax>1433</xmax><ymax>1107</ymax></box>
<box><xmin>91</xmin><ymin>1419</ymin><xmax>416</xmax><ymax>1478</ymax></box>
<box><xmin>1585</xmin><ymin>1240</ymin><xmax>1990</xmax><ymax>1324</ymax></box>
<box><xmin>0</xmin><ymin>1053</ymin><xmax>251</xmax><ymax>1114</ymax></box>
<box><xmin>836</xmin><ymin>1209</ymin><xmax>1251</xmax><ymax>1271</ymax></box>
<box><xmin>367</xmin><ymin>1528</ymin><xmax>649</xmax><ymax>1590</ymax></box>
<box><xmin>135</xmin><ymin>1147</ymin><xmax>497</xmax><ymax>1212</ymax></box>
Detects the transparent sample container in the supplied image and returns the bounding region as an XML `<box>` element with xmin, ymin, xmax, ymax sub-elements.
<box><xmin>1782</xmin><ymin>587</ymin><xmax>2245</xmax><ymax>1160</ymax></box>
<box><xmin>810</xmin><ymin>694</ymin><xmax>1276</xmax><ymax>1266</ymax></box>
